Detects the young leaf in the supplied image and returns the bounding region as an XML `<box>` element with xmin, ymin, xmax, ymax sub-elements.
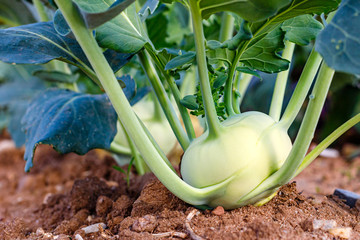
<box><xmin>281</xmin><ymin>15</ymin><xmax>323</xmax><ymax>46</ymax></box>
<box><xmin>180</xmin><ymin>95</ymin><xmax>199</xmax><ymax>110</ymax></box>
<box><xmin>236</xmin><ymin>67</ymin><xmax>262</xmax><ymax>79</ymax></box>
<box><xmin>22</xmin><ymin>89</ymin><xmax>118</xmax><ymax>171</ymax></box>
<box><xmin>199</xmin><ymin>0</ymin><xmax>292</xmax><ymax>22</ymax></box>
<box><xmin>165</xmin><ymin>51</ymin><xmax>196</xmax><ymax>70</ymax></box>
<box><xmin>73</xmin><ymin>0</ymin><xmax>148</xmax><ymax>53</ymax></box>
<box><xmin>316</xmin><ymin>0</ymin><xmax>360</xmax><ymax>75</ymax></box>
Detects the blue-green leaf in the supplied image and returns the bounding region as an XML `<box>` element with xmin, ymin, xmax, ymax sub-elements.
<box><xmin>139</xmin><ymin>0</ymin><xmax>160</xmax><ymax>21</ymax></box>
<box><xmin>22</xmin><ymin>89</ymin><xmax>117</xmax><ymax>171</ymax></box>
<box><xmin>0</xmin><ymin>22</ymin><xmax>89</xmax><ymax>67</ymax></box>
<box><xmin>0</xmin><ymin>22</ymin><xmax>134</xmax><ymax>72</ymax></box>
<box><xmin>316</xmin><ymin>0</ymin><xmax>360</xmax><ymax>75</ymax></box>
<box><xmin>117</xmin><ymin>75</ymin><xmax>136</xmax><ymax>100</ymax></box>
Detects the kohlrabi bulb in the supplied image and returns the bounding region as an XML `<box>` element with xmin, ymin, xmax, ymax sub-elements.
<box><xmin>114</xmin><ymin>100</ymin><xmax>177</xmax><ymax>155</ymax></box>
<box><xmin>180</xmin><ymin>111</ymin><xmax>292</xmax><ymax>209</ymax></box>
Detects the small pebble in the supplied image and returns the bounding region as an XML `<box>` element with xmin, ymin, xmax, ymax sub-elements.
<box><xmin>132</xmin><ymin>215</ymin><xmax>157</xmax><ymax>232</ymax></box>
<box><xmin>312</xmin><ymin>219</ymin><xmax>337</xmax><ymax>230</ymax></box>
<box><xmin>36</xmin><ymin>228</ymin><xmax>45</xmax><ymax>236</ymax></box>
<box><xmin>320</xmin><ymin>148</ymin><xmax>339</xmax><ymax>158</ymax></box>
<box><xmin>211</xmin><ymin>206</ymin><xmax>225</xmax><ymax>216</ymax></box>
<box><xmin>81</xmin><ymin>223</ymin><xmax>106</xmax><ymax>234</ymax></box>
<box><xmin>0</xmin><ymin>140</ymin><xmax>15</xmax><ymax>152</ymax></box>
<box><xmin>75</xmin><ymin>234</ymin><xmax>84</xmax><ymax>240</ymax></box>
<box><xmin>328</xmin><ymin>227</ymin><xmax>352</xmax><ymax>239</ymax></box>
<box><xmin>334</xmin><ymin>189</ymin><xmax>360</xmax><ymax>208</ymax></box>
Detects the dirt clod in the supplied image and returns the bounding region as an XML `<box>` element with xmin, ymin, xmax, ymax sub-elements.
<box><xmin>211</xmin><ymin>206</ymin><xmax>225</xmax><ymax>216</ymax></box>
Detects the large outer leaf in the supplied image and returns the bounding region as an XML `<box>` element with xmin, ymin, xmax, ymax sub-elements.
<box><xmin>236</xmin><ymin>0</ymin><xmax>340</xmax><ymax>73</ymax></box>
<box><xmin>73</xmin><ymin>0</ymin><xmax>148</xmax><ymax>53</ymax></box>
<box><xmin>199</xmin><ymin>0</ymin><xmax>292</xmax><ymax>22</ymax></box>
<box><xmin>0</xmin><ymin>22</ymin><xmax>89</xmax><ymax>66</ymax></box>
<box><xmin>316</xmin><ymin>0</ymin><xmax>360</xmax><ymax>75</ymax></box>
<box><xmin>0</xmin><ymin>22</ymin><xmax>134</xmax><ymax>72</ymax></box>
<box><xmin>23</xmin><ymin>89</ymin><xmax>118</xmax><ymax>171</ymax></box>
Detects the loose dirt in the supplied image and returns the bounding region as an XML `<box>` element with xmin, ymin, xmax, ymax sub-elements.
<box><xmin>1</xmin><ymin>130</ymin><xmax>360</xmax><ymax>240</ymax></box>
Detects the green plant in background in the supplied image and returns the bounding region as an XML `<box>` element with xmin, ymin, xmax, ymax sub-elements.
<box><xmin>0</xmin><ymin>0</ymin><xmax>359</xmax><ymax>209</ymax></box>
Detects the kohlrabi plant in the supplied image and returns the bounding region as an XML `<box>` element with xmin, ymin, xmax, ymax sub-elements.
<box><xmin>0</xmin><ymin>0</ymin><xmax>359</xmax><ymax>209</ymax></box>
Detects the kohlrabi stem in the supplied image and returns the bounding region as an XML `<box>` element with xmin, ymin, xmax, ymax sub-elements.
<box><xmin>33</xmin><ymin>0</ymin><xmax>49</xmax><ymax>22</ymax></box>
<box><xmin>219</xmin><ymin>12</ymin><xmax>234</xmax><ymax>43</ymax></box>
<box><xmin>238</xmin><ymin>62</ymin><xmax>335</xmax><ymax>204</ymax></box>
<box><xmin>56</xmin><ymin>0</ymin><xmax>232</xmax><ymax>205</ymax></box>
<box><xmin>269</xmin><ymin>41</ymin><xmax>295</xmax><ymax>121</ymax></box>
<box><xmin>137</xmin><ymin>50</ymin><xmax>190</xmax><ymax>150</ymax></box>
<box><xmin>188</xmin><ymin>0</ymin><xmax>222</xmax><ymax>137</ymax></box>
<box><xmin>295</xmin><ymin>113</ymin><xmax>360</xmax><ymax>176</ymax></box>
<box><xmin>144</xmin><ymin>44</ymin><xmax>196</xmax><ymax>140</ymax></box>
<box><xmin>279</xmin><ymin>48</ymin><xmax>322</xmax><ymax>130</ymax></box>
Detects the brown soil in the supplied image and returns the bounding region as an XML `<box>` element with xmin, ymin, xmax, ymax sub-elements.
<box><xmin>1</xmin><ymin>131</ymin><xmax>360</xmax><ymax>240</ymax></box>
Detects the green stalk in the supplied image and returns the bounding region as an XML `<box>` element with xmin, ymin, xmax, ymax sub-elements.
<box><xmin>109</xmin><ymin>142</ymin><xmax>132</xmax><ymax>155</ymax></box>
<box><xmin>33</xmin><ymin>0</ymin><xmax>49</xmax><ymax>21</ymax></box>
<box><xmin>269</xmin><ymin>41</ymin><xmax>295</xmax><ymax>121</ymax></box>
<box><xmin>295</xmin><ymin>113</ymin><xmax>360</xmax><ymax>176</ymax></box>
<box><xmin>238</xmin><ymin>62</ymin><xmax>335</xmax><ymax>204</ymax></box>
<box><xmin>233</xmin><ymin>72</ymin><xmax>252</xmax><ymax>114</ymax></box>
<box><xmin>137</xmin><ymin>50</ymin><xmax>190</xmax><ymax>150</ymax></box>
<box><xmin>145</xmin><ymin>44</ymin><xmax>196</xmax><ymax>140</ymax></box>
<box><xmin>56</xmin><ymin>0</ymin><xmax>232</xmax><ymax>205</ymax></box>
<box><xmin>188</xmin><ymin>0</ymin><xmax>222</xmax><ymax>138</ymax></box>
<box><xmin>219</xmin><ymin>12</ymin><xmax>234</xmax><ymax>43</ymax></box>
<box><xmin>278</xmin><ymin>49</ymin><xmax>322</xmax><ymax>130</ymax></box>
<box><xmin>122</xmin><ymin>121</ymin><xmax>149</xmax><ymax>175</ymax></box>
<box><xmin>220</xmin><ymin>13</ymin><xmax>236</xmax><ymax>117</ymax></box>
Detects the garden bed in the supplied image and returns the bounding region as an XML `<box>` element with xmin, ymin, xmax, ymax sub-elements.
<box><xmin>1</xmin><ymin>131</ymin><xmax>360</xmax><ymax>240</ymax></box>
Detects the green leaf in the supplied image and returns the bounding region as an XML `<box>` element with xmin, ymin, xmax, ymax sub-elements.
<box><xmin>316</xmin><ymin>0</ymin><xmax>360</xmax><ymax>75</ymax></box>
<box><xmin>77</xmin><ymin>0</ymin><xmax>136</xmax><ymax>29</ymax></box>
<box><xmin>236</xmin><ymin>66</ymin><xmax>262</xmax><ymax>79</ymax></box>
<box><xmin>23</xmin><ymin>89</ymin><xmax>118</xmax><ymax>172</ymax></box>
<box><xmin>199</xmin><ymin>0</ymin><xmax>292</xmax><ymax>22</ymax></box>
<box><xmin>180</xmin><ymin>95</ymin><xmax>199</xmax><ymax>110</ymax></box>
<box><xmin>240</xmin><ymin>26</ymin><xmax>289</xmax><ymax>73</ymax></box>
<box><xmin>213</xmin><ymin>74</ymin><xmax>227</xmax><ymax>89</ymax></box>
<box><xmin>206</xmin><ymin>47</ymin><xmax>235</xmax><ymax>66</ymax></box>
<box><xmin>281</xmin><ymin>15</ymin><xmax>323</xmax><ymax>45</ymax></box>
<box><xmin>250</xmin><ymin>0</ymin><xmax>340</xmax><ymax>35</ymax></box>
<box><xmin>165</xmin><ymin>51</ymin><xmax>196</xmax><ymax>70</ymax></box>
<box><xmin>73</xmin><ymin>0</ymin><xmax>148</xmax><ymax>53</ymax></box>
